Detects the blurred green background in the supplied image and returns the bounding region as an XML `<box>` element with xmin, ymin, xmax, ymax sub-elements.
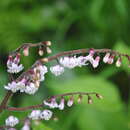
<box><xmin>0</xmin><ymin>0</ymin><xmax>130</xmax><ymax>130</ymax></box>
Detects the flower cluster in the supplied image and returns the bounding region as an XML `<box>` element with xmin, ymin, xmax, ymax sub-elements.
<box><xmin>43</xmin><ymin>96</ymin><xmax>74</xmax><ymax>110</ymax></box>
<box><xmin>7</xmin><ymin>54</ymin><xmax>24</xmax><ymax>74</ymax></box>
<box><xmin>59</xmin><ymin>49</ymin><xmax>100</xmax><ymax>69</ymax></box>
<box><xmin>4</xmin><ymin>64</ymin><xmax>48</xmax><ymax>94</ymax></box>
<box><xmin>5</xmin><ymin>116</ymin><xmax>19</xmax><ymax>127</ymax></box>
<box><xmin>29</xmin><ymin>109</ymin><xmax>53</xmax><ymax>120</ymax></box>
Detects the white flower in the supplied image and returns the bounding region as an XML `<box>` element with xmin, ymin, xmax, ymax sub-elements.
<box><xmin>58</xmin><ymin>98</ymin><xmax>65</xmax><ymax>110</ymax></box>
<box><xmin>59</xmin><ymin>56</ymin><xmax>78</xmax><ymax>69</ymax></box>
<box><xmin>25</xmin><ymin>83</ymin><xmax>38</xmax><ymax>95</ymax></box>
<box><xmin>103</xmin><ymin>53</ymin><xmax>110</xmax><ymax>63</ymax></box>
<box><xmin>92</xmin><ymin>56</ymin><xmax>100</xmax><ymax>68</ymax></box>
<box><xmin>5</xmin><ymin>116</ymin><xmax>19</xmax><ymax>127</ymax></box>
<box><xmin>4</xmin><ymin>81</ymin><xmax>18</xmax><ymax>93</ymax></box>
<box><xmin>7</xmin><ymin>54</ymin><xmax>24</xmax><ymax>74</ymax></box>
<box><xmin>7</xmin><ymin>63</ymin><xmax>24</xmax><ymax>74</ymax></box>
<box><xmin>16</xmin><ymin>80</ymin><xmax>26</xmax><ymax>92</ymax></box>
<box><xmin>21</xmin><ymin>125</ymin><xmax>30</xmax><ymax>130</ymax></box>
<box><xmin>40</xmin><ymin>110</ymin><xmax>53</xmax><ymax>120</ymax></box>
<box><xmin>50</xmin><ymin>65</ymin><xmax>64</xmax><ymax>76</ymax></box>
<box><xmin>107</xmin><ymin>55</ymin><xmax>114</xmax><ymax>64</ymax></box>
<box><xmin>116</xmin><ymin>57</ymin><xmax>122</xmax><ymax>67</ymax></box>
<box><xmin>28</xmin><ymin>110</ymin><xmax>41</xmax><ymax>120</ymax></box>
<box><xmin>36</xmin><ymin>65</ymin><xmax>48</xmax><ymax>81</ymax></box>
<box><xmin>67</xmin><ymin>98</ymin><xmax>74</xmax><ymax>107</ymax></box>
<box><xmin>43</xmin><ymin>98</ymin><xmax>59</xmax><ymax>109</ymax></box>
<box><xmin>76</xmin><ymin>56</ymin><xmax>88</xmax><ymax>67</ymax></box>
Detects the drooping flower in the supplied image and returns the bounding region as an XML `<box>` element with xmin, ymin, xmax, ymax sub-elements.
<box><xmin>40</xmin><ymin>110</ymin><xmax>53</xmax><ymax>120</ymax></box>
<box><xmin>103</xmin><ymin>53</ymin><xmax>110</xmax><ymax>63</ymax></box>
<box><xmin>76</xmin><ymin>56</ymin><xmax>89</xmax><ymax>67</ymax></box>
<box><xmin>43</xmin><ymin>97</ymin><xmax>59</xmax><ymax>109</ymax></box>
<box><xmin>7</xmin><ymin>54</ymin><xmax>24</xmax><ymax>74</ymax></box>
<box><xmin>116</xmin><ymin>57</ymin><xmax>122</xmax><ymax>67</ymax></box>
<box><xmin>5</xmin><ymin>116</ymin><xmax>19</xmax><ymax>127</ymax></box>
<box><xmin>58</xmin><ymin>98</ymin><xmax>65</xmax><ymax>110</ymax></box>
<box><xmin>35</xmin><ymin>65</ymin><xmax>48</xmax><ymax>81</ymax></box>
<box><xmin>59</xmin><ymin>56</ymin><xmax>78</xmax><ymax>69</ymax></box>
<box><xmin>25</xmin><ymin>82</ymin><xmax>38</xmax><ymax>95</ymax></box>
<box><xmin>4</xmin><ymin>81</ymin><xmax>18</xmax><ymax>93</ymax></box>
<box><xmin>50</xmin><ymin>65</ymin><xmax>64</xmax><ymax>76</ymax></box>
<box><xmin>28</xmin><ymin>110</ymin><xmax>41</xmax><ymax>120</ymax></box>
<box><xmin>92</xmin><ymin>56</ymin><xmax>100</xmax><ymax>68</ymax></box>
<box><xmin>16</xmin><ymin>79</ymin><xmax>26</xmax><ymax>92</ymax></box>
<box><xmin>107</xmin><ymin>55</ymin><xmax>115</xmax><ymax>64</ymax></box>
<box><xmin>67</xmin><ymin>96</ymin><xmax>74</xmax><ymax>107</ymax></box>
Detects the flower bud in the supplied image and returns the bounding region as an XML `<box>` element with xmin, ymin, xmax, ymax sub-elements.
<box><xmin>96</xmin><ymin>94</ymin><xmax>103</xmax><ymax>99</ymax></box>
<box><xmin>46</xmin><ymin>41</ymin><xmax>51</xmax><ymax>46</ymax></box>
<box><xmin>41</xmin><ymin>58</ymin><xmax>48</xmax><ymax>63</ymax></box>
<box><xmin>47</xmin><ymin>47</ymin><xmax>52</xmax><ymax>54</ymax></box>
<box><xmin>23</xmin><ymin>47</ymin><xmax>29</xmax><ymax>56</ymax></box>
<box><xmin>107</xmin><ymin>55</ymin><xmax>115</xmax><ymax>64</ymax></box>
<box><xmin>77</xmin><ymin>95</ymin><xmax>82</xmax><ymax>104</ymax></box>
<box><xmin>88</xmin><ymin>96</ymin><xmax>93</xmax><ymax>104</ymax></box>
<box><xmin>38</xmin><ymin>48</ymin><xmax>44</xmax><ymax>56</ymax></box>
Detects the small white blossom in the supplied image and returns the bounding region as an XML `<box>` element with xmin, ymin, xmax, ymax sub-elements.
<box><xmin>36</xmin><ymin>65</ymin><xmax>48</xmax><ymax>81</ymax></box>
<box><xmin>40</xmin><ymin>110</ymin><xmax>53</xmax><ymax>120</ymax></box>
<box><xmin>43</xmin><ymin>98</ymin><xmax>59</xmax><ymax>109</ymax></box>
<box><xmin>67</xmin><ymin>98</ymin><xmax>74</xmax><ymax>107</ymax></box>
<box><xmin>21</xmin><ymin>125</ymin><xmax>30</xmax><ymax>130</ymax></box>
<box><xmin>4</xmin><ymin>81</ymin><xmax>18</xmax><ymax>93</ymax></box>
<box><xmin>50</xmin><ymin>65</ymin><xmax>64</xmax><ymax>76</ymax></box>
<box><xmin>107</xmin><ymin>55</ymin><xmax>114</xmax><ymax>64</ymax></box>
<box><xmin>7</xmin><ymin>63</ymin><xmax>24</xmax><ymax>74</ymax></box>
<box><xmin>29</xmin><ymin>110</ymin><xmax>41</xmax><ymax>120</ymax></box>
<box><xmin>25</xmin><ymin>83</ymin><xmax>38</xmax><ymax>95</ymax></box>
<box><xmin>116</xmin><ymin>57</ymin><xmax>122</xmax><ymax>67</ymax></box>
<box><xmin>58</xmin><ymin>98</ymin><xmax>65</xmax><ymax>110</ymax></box>
<box><xmin>103</xmin><ymin>53</ymin><xmax>110</xmax><ymax>63</ymax></box>
<box><xmin>76</xmin><ymin>56</ymin><xmax>88</xmax><ymax>67</ymax></box>
<box><xmin>59</xmin><ymin>56</ymin><xmax>78</xmax><ymax>69</ymax></box>
<box><xmin>7</xmin><ymin>54</ymin><xmax>24</xmax><ymax>74</ymax></box>
<box><xmin>92</xmin><ymin>56</ymin><xmax>100</xmax><ymax>68</ymax></box>
<box><xmin>17</xmin><ymin>80</ymin><xmax>26</xmax><ymax>92</ymax></box>
<box><xmin>5</xmin><ymin>116</ymin><xmax>19</xmax><ymax>127</ymax></box>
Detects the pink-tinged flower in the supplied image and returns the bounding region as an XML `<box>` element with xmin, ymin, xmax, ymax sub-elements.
<box><xmin>58</xmin><ymin>98</ymin><xmax>65</xmax><ymax>110</ymax></box>
<box><xmin>59</xmin><ymin>56</ymin><xmax>78</xmax><ymax>69</ymax></box>
<box><xmin>44</xmin><ymin>98</ymin><xmax>59</xmax><ymax>109</ymax></box>
<box><xmin>116</xmin><ymin>57</ymin><xmax>122</xmax><ymax>67</ymax></box>
<box><xmin>35</xmin><ymin>65</ymin><xmax>48</xmax><ymax>81</ymax></box>
<box><xmin>50</xmin><ymin>65</ymin><xmax>64</xmax><ymax>76</ymax></box>
<box><xmin>23</xmin><ymin>47</ymin><xmax>29</xmax><ymax>56</ymax></box>
<box><xmin>67</xmin><ymin>96</ymin><xmax>74</xmax><ymax>107</ymax></box>
<box><xmin>25</xmin><ymin>82</ymin><xmax>38</xmax><ymax>95</ymax></box>
<box><xmin>107</xmin><ymin>55</ymin><xmax>115</xmax><ymax>64</ymax></box>
<box><xmin>28</xmin><ymin>110</ymin><xmax>41</xmax><ymax>120</ymax></box>
<box><xmin>92</xmin><ymin>56</ymin><xmax>100</xmax><ymax>68</ymax></box>
<box><xmin>89</xmin><ymin>49</ymin><xmax>95</xmax><ymax>57</ymax></box>
<box><xmin>76</xmin><ymin>56</ymin><xmax>89</xmax><ymax>67</ymax></box>
<box><xmin>103</xmin><ymin>53</ymin><xmax>110</xmax><ymax>63</ymax></box>
<box><xmin>40</xmin><ymin>110</ymin><xmax>53</xmax><ymax>120</ymax></box>
<box><xmin>21</xmin><ymin>125</ymin><xmax>30</xmax><ymax>130</ymax></box>
<box><xmin>4</xmin><ymin>81</ymin><xmax>18</xmax><ymax>93</ymax></box>
<box><xmin>7</xmin><ymin>54</ymin><xmax>24</xmax><ymax>74</ymax></box>
<box><xmin>5</xmin><ymin>116</ymin><xmax>19</xmax><ymax>127</ymax></box>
